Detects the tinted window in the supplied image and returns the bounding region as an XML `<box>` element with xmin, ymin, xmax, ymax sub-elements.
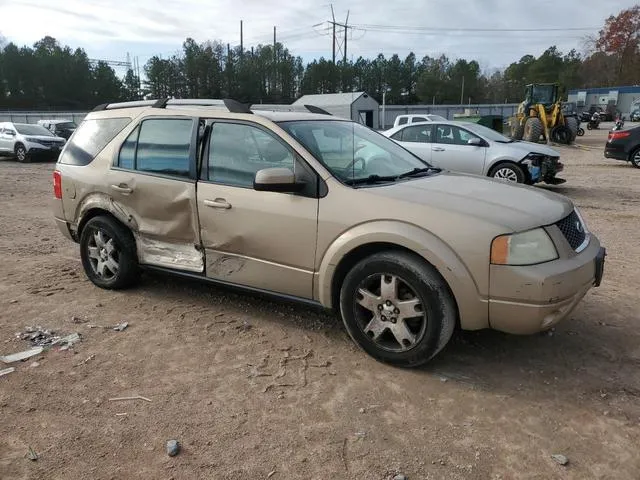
<box><xmin>59</xmin><ymin>117</ymin><xmax>131</xmax><ymax>166</ymax></box>
<box><xmin>390</xmin><ymin>131</ymin><xmax>403</xmax><ymax>140</ymax></box>
<box><xmin>435</xmin><ymin>125</ymin><xmax>480</xmax><ymax>146</ymax></box>
<box><xmin>135</xmin><ymin>119</ymin><xmax>193</xmax><ymax>177</ymax></box>
<box><xmin>207</xmin><ymin>123</ymin><xmax>294</xmax><ymax>187</ymax></box>
<box><xmin>118</xmin><ymin>127</ymin><xmax>138</xmax><ymax>170</ymax></box>
<box><xmin>412</xmin><ymin>117</ymin><xmax>427</xmax><ymax>123</ymax></box>
<box><xmin>397</xmin><ymin>117</ymin><xmax>408</xmax><ymax>125</ymax></box>
<box><xmin>401</xmin><ymin>125</ymin><xmax>431</xmax><ymax>143</ymax></box>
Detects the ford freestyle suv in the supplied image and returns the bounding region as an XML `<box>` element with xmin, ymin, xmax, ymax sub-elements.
<box><xmin>52</xmin><ymin>99</ymin><xmax>606</xmax><ymax>367</ymax></box>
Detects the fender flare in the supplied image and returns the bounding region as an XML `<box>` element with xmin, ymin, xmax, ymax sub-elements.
<box><xmin>315</xmin><ymin>220</ymin><xmax>488</xmax><ymax>330</ymax></box>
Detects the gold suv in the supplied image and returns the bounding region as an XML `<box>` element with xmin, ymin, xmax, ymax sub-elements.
<box><xmin>52</xmin><ymin>99</ymin><xmax>606</xmax><ymax>367</ymax></box>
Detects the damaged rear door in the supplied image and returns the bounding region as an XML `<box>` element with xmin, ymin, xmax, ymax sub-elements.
<box><xmin>107</xmin><ymin>116</ymin><xmax>203</xmax><ymax>272</ymax></box>
<box><xmin>197</xmin><ymin>120</ymin><xmax>319</xmax><ymax>299</ymax></box>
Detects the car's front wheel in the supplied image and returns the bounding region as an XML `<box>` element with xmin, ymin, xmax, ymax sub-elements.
<box><xmin>15</xmin><ymin>144</ymin><xmax>28</xmax><ymax>163</ymax></box>
<box><xmin>80</xmin><ymin>216</ymin><xmax>140</xmax><ymax>289</ymax></box>
<box><xmin>489</xmin><ymin>162</ymin><xmax>525</xmax><ymax>183</ymax></box>
<box><xmin>339</xmin><ymin>251</ymin><xmax>456</xmax><ymax>367</ymax></box>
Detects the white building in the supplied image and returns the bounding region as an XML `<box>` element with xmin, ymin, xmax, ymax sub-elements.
<box><xmin>293</xmin><ymin>92</ymin><xmax>380</xmax><ymax>128</ymax></box>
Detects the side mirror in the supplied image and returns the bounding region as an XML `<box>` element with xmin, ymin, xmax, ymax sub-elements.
<box><xmin>254</xmin><ymin>167</ymin><xmax>304</xmax><ymax>193</ymax></box>
<box><xmin>467</xmin><ymin>137</ymin><xmax>484</xmax><ymax>146</ymax></box>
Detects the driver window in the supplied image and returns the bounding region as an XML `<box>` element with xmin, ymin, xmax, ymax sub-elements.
<box><xmin>435</xmin><ymin>125</ymin><xmax>479</xmax><ymax>146</ymax></box>
<box><xmin>208</xmin><ymin>122</ymin><xmax>295</xmax><ymax>188</ymax></box>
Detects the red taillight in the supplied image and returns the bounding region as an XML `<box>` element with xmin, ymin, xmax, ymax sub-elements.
<box><xmin>53</xmin><ymin>170</ymin><xmax>62</xmax><ymax>199</ymax></box>
<box><xmin>608</xmin><ymin>131</ymin><xmax>631</xmax><ymax>141</ymax></box>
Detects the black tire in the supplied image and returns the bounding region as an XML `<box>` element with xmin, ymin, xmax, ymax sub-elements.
<box><xmin>587</xmin><ymin>123</ymin><xmax>593</xmax><ymax>130</ymax></box>
<box><xmin>551</xmin><ymin>125</ymin><xmax>572</xmax><ymax>144</ymax></box>
<box><xmin>631</xmin><ymin>147</ymin><xmax>640</xmax><ymax>169</ymax></box>
<box><xmin>564</xmin><ymin>117</ymin><xmax>578</xmax><ymax>141</ymax></box>
<box><xmin>80</xmin><ymin>216</ymin><xmax>139</xmax><ymax>290</ymax></box>
<box><xmin>339</xmin><ymin>251</ymin><xmax>456</xmax><ymax>367</ymax></box>
<box><xmin>488</xmin><ymin>162</ymin><xmax>526</xmax><ymax>183</ymax></box>
<box><xmin>577</xmin><ymin>127</ymin><xmax>585</xmax><ymax>137</ymax></box>
<box><xmin>510</xmin><ymin>121</ymin><xmax>524</xmax><ymax>140</ymax></box>
<box><xmin>523</xmin><ymin>117</ymin><xmax>544</xmax><ymax>143</ymax></box>
<box><xmin>14</xmin><ymin>143</ymin><xmax>29</xmax><ymax>163</ymax></box>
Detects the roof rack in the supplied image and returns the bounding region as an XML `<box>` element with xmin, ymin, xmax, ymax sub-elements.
<box><xmin>91</xmin><ymin>98</ymin><xmax>249</xmax><ymax>113</ymax></box>
<box><xmin>91</xmin><ymin>98</ymin><xmax>328</xmax><ymax>116</ymax></box>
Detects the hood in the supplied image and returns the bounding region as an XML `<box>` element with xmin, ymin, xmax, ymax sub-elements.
<box><xmin>505</xmin><ymin>140</ymin><xmax>560</xmax><ymax>157</ymax></box>
<box><xmin>369</xmin><ymin>173</ymin><xmax>573</xmax><ymax>232</ymax></box>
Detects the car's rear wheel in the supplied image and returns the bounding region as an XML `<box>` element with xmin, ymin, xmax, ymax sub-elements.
<box><xmin>80</xmin><ymin>216</ymin><xmax>139</xmax><ymax>289</ymax></box>
<box><xmin>339</xmin><ymin>251</ymin><xmax>456</xmax><ymax>367</ymax></box>
<box><xmin>15</xmin><ymin>144</ymin><xmax>28</xmax><ymax>163</ymax></box>
<box><xmin>631</xmin><ymin>147</ymin><xmax>640</xmax><ymax>169</ymax></box>
<box><xmin>489</xmin><ymin>162</ymin><xmax>525</xmax><ymax>183</ymax></box>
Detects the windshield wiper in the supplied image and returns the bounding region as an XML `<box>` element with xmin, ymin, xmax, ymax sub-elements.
<box><xmin>397</xmin><ymin>167</ymin><xmax>440</xmax><ymax>178</ymax></box>
<box><xmin>344</xmin><ymin>174</ymin><xmax>399</xmax><ymax>186</ymax></box>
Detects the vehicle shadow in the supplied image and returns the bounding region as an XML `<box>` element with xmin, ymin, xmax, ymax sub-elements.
<box><xmin>137</xmin><ymin>271</ymin><xmax>639</xmax><ymax>419</ymax></box>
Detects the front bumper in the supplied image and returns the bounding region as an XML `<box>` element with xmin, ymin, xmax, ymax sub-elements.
<box><xmin>488</xmin><ymin>237</ymin><xmax>604</xmax><ymax>334</ymax></box>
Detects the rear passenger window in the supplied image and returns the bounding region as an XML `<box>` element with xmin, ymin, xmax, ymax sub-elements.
<box><xmin>413</xmin><ymin>117</ymin><xmax>427</xmax><ymax>123</ymax></box>
<box><xmin>117</xmin><ymin>119</ymin><xmax>193</xmax><ymax>178</ymax></box>
<box><xmin>398</xmin><ymin>117</ymin><xmax>408</xmax><ymax>125</ymax></box>
<box><xmin>59</xmin><ymin>117</ymin><xmax>131</xmax><ymax>166</ymax></box>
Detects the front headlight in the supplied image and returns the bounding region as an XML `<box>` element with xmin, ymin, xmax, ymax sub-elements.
<box><xmin>25</xmin><ymin>136</ymin><xmax>38</xmax><ymax>142</ymax></box>
<box><xmin>491</xmin><ymin>228</ymin><xmax>558</xmax><ymax>265</ymax></box>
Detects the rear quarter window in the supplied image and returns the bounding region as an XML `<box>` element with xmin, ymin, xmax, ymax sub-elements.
<box><xmin>59</xmin><ymin>117</ymin><xmax>131</xmax><ymax>166</ymax></box>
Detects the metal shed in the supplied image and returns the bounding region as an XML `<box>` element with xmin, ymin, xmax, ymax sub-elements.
<box><xmin>292</xmin><ymin>92</ymin><xmax>379</xmax><ymax>128</ymax></box>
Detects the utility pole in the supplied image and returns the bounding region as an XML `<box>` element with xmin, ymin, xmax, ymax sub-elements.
<box><xmin>331</xmin><ymin>5</ymin><xmax>336</xmax><ymax>64</ymax></box>
<box><xmin>273</xmin><ymin>26</ymin><xmax>277</xmax><ymax>97</ymax></box>
<box><xmin>328</xmin><ymin>6</ymin><xmax>353</xmax><ymax>65</ymax></box>
<box><xmin>343</xmin><ymin>10</ymin><xmax>349</xmax><ymax>64</ymax></box>
<box><xmin>460</xmin><ymin>76</ymin><xmax>465</xmax><ymax>105</ymax></box>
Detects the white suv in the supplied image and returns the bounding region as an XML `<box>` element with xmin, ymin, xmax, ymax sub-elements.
<box><xmin>0</xmin><ymin>122</ymin><xmax>66</xmax><ymax>162</ymax></box>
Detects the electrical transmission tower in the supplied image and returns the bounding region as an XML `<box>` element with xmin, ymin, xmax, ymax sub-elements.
<box><xmin>329</xmin><ymin>5</ymin><xmax>353</xmax><ymax>64</ymax></box>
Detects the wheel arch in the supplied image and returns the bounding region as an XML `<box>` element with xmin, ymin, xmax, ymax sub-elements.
<box><xmin>316</xmin><ymin>221</ymin><xmax>489</xmax><ymax>331</ymax></box>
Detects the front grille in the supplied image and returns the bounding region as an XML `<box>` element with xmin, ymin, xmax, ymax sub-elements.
<box><xmin>556</xmin><ymin>210</ymin><xmax>587</xmax><ymax>250</ymax></box>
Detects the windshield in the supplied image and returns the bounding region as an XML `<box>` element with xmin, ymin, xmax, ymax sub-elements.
<box><xmin>15</xmin><ymin>124</ymin><xmax>53</xmax><ymax>136</ymax></box>
<box><xmin>531</xmin><ymin>85</ymin><xmax>555</xmax><ymax>105</ymax></box>
<box><xmin>278</xmin><ymin>120</ymin><xmax>431</xmax><ymax>185</ymax></box>
<box><xmin>463</xmin><ymin>123</ymin><xmax>513</xmax><ymax>143</ymax></box>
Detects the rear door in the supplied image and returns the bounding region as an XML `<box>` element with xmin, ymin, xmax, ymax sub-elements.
<box><xmin>390</xmin><ymin>124</ymin><xmax>433</xmax><ymax>163</ymax></box>
<box><xmin>196</xmin><ymin>120</ymin><xmax>319</xmax><ymax>299</ymax></box>
<box><xmin>431</xmin><ymin>124</ymin><xmax>486</xmax><ymax>175</ymax></box>
<box><xmin>0</xmin><ymin>125</ymin><xmax>10</xmax><ymax>152</ymax></box>
<box><xmin>107</xmin><ymin>116</ymin><xmax>203</xmax><ymax>272</ymax></box>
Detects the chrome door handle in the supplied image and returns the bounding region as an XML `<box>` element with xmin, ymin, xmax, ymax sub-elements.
<box><xmin>110</xmin><ymin>184</ymin><xmax>133</xmax><ymax>194</ymax></box>
<box><xmin>204</xmin><ymin>199</ymin><xmax>232</xmax><ymax>209</ymax></box>
<box><xmin>433</xmin><ymin>147</ymin><xmax>446</xmax><ymax>152</ymax></box>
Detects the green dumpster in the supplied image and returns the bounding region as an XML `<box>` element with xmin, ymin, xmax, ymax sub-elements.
<box><xmin>452</xmin><ymin>113</ymin><xmax>505</xmax><ymax>134</ymax></box>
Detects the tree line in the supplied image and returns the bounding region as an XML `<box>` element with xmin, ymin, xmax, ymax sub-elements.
<box><xmin>0</xmin><ymin>5</ymin><xmax>637</xmax><ymax>110</ymax></box>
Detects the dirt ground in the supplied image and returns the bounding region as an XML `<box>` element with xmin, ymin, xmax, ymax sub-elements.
<box><xmin>1</xmin><ymin>124</ymin><xmax>639</xmax><ymax>480</ymax></box>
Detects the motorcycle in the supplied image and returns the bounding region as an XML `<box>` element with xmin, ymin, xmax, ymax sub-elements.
<box><xmin>583</xmin><ymin>112</ymin><xmax>601</xmax><ymax>130</ymax></box>
<box><xmin>611</xmin><ymin>116</ymin><xmax>625</xmax><ymax>131</ymax></box>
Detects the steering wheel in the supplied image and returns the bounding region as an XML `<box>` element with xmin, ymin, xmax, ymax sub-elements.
<box><xmin>344</xmin><ymin>156</ymin><xmax>366</xmax><ymax>173</ymax></box>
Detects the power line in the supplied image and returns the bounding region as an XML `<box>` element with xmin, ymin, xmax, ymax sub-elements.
<box><xmin>351</xmin><ymin>23</ymin><xmax>598</xmax><ymax>33</ymax></box>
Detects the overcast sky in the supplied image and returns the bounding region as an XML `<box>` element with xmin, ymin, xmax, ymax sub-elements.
<box><xmin>0</xmin><ymin>0</ymin><xmax>637</xmax><ymax>73</ymax></box>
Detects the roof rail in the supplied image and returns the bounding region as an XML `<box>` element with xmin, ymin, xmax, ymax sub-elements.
<box><xmin>304</xmin><ymin>104</ymin><xmax>332</xmax><ymax>116</ymax></box>
<box><xmin>90</xmin><ymin>98</ymin><xmax>236</xmax><ymax>112</ymax></box>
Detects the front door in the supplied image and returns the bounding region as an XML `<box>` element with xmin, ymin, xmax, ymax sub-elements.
<box><xmin>197</xmin><ymin>120</ymin><xmax>319</xmax><ymax>299</ymax></box>
<box><xmin>0</xmin><ymin>125</ymin><xmax>14</xmax><ymax>153</ymax></box>
<box><xmin>107</xmin><ymin>116</ymin><xmax>203</xmax><ymax>272</ymax></box>
<box><xmin>431</xmin><ymin>124</ymin><xmax>486</xmax><ymax>175</ymax></box>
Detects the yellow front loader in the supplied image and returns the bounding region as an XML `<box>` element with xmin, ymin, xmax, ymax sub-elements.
<box><xmin>509</xmin><ymin>83</ymin><xmax>577</xmax><ymax>144</ymax></box>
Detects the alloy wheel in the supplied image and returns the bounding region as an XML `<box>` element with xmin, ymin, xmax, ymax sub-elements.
<box><xmin>493</xmin><ymin>167</ymin><xmax>519</xmax><ymax>182</ymax></box>
<box><xmin>353</xmin><ymin>273</ymin><xmax>427</xmax><ymax>352</ymax></box>
<box><xmin>86</xmin><ymin>228</ymin><xmax>120</xmax><ymax>281</ymax></box>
